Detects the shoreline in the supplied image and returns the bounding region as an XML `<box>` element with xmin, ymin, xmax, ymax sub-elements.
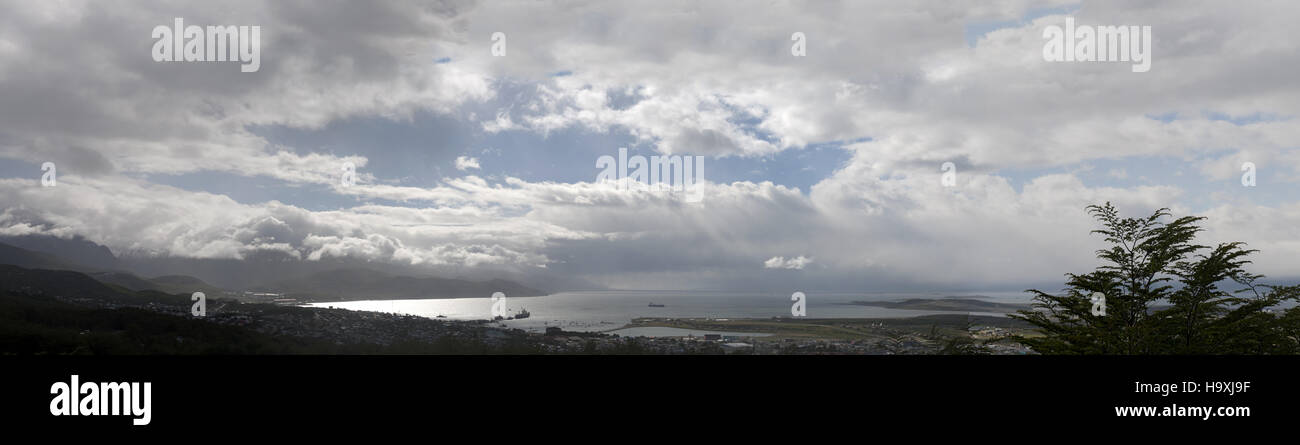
<box><xmin>606</xmin><ymin>313</ymin><xmax>1037</xmax><ymax>341</ymax></box>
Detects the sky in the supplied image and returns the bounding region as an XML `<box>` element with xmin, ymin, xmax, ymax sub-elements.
<box><xmin>0</xmin><ymin>0</ymin><xmax>1296</xmax><ymax>292</ymax></box>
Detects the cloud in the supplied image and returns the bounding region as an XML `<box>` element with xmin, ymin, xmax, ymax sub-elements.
<box><xmin>455</xmin><ymin>156</ymin><xmax>481</xmax><ymax>171</ymax></box>
<box><xmin>765</xmin><ymin>255</ymin><xmax>813</xmax><ymax>270</ymax></box>
<box><xmin>0</xmin><ymin>0</ymin><xmax>493</xmax><ymax>184</ymax></box>
<box><xmin>1</xmin><ymin>1</ymin><xmax>1298</xmax><ymax>291</ymax></box>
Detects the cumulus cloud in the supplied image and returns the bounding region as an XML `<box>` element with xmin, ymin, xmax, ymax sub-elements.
<box><xmin>0</xmin><ymin>0</ymin><xmax>492</xmax><ymax>184</ymax></box>
<box><xmin>455</xmin><ymin>156</ymin><xmax>481</xmax><ymax>171</ymax></box>
<box><xmin>0</xmin><ymin>0</ymin><xmax>1298</xmax><ymax>291</ymax></box>
<box><xmin>765</xmin><ymin>256</ymin><xmax>813</xmax><ymax>270</ymax></box>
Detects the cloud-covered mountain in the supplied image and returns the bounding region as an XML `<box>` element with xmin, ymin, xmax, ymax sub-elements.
<box><xmin>0</xmin><ymin>237</ymin><xmax>227</xmax><ymax>295</ymax></box>
<box><xmin>0</xmin><ymin>242</ymin><xmax>72</xmax><ymax>271</ymax></box>
<box><xmin>0</xmin><ymin>235</ymin><xmax>118</xmax><ymax>271</ymax></box>
<box><xmin>0</xmin><ymin>235</ymin><xmax>546</xmax><ymax>300</ymax></box>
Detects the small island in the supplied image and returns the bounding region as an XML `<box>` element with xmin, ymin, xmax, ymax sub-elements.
<box><xmin>845</xmin><ymin>298</ymin><xmax>1028</xmax><ymax>313</ymax></box>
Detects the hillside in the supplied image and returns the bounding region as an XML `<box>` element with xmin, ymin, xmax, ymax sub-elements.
<box><xmin>0</xmin><ymin>242</ymin><xmax>72</xmax><ymax>270</ymax></box>
<box><xmin>0</xmin><ymin>234</ymin><xmax>118</xmax><ymax>270</ymax></box>
<box><xmin>90</xmin><ymin>271</ymin><xmax>226</xmax><ymax>296</ymax></box>
<box><xmin>0</xmin><ymin>240</ymin><xmax>224</xmax><ymax>297</ymax></box>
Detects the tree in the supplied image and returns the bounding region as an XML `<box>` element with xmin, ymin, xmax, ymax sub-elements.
<box><xmin>937</xmin><ymin>316</ymin><xmax>991</xmax><ymax>355</ymax></box>
<box><xmin>1010</xmin><ymin>203</ymin><xmax>1300</xmax><ymax>354</ymax></box>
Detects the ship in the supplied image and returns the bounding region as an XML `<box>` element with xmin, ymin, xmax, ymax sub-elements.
<box><xmin>515</xmin><ymin>308</ymin><xmax>531</xmax><ymax>319</ymax></box>
<box><xmin>648</xmin><ymin>303</ymin><xmax>665</xmax><ymax>307</ymax></box>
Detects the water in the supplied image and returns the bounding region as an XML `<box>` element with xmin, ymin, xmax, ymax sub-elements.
<box><xmin>306</xmin><ymin>290</ymin><xmax>1030</xmax><ymax>335</ymax></box>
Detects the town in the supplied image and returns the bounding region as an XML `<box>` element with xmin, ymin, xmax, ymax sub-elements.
<box><xmin>52</xmin><ymin>287</ymin><xmax>1035</xmax><ymax>355</ymax></box>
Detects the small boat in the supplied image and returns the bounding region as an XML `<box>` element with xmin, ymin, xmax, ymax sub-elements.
<box><xmin>648</xmin><ymin>303</ymin><xmax>665</xmax><ymax>308</ymax></box>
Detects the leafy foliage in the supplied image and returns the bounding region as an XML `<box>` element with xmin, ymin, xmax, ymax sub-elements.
<box><xmin>1011</xmin><ymin>203</ymin><xmax>1300</xmax><ymax>354</ymax></box>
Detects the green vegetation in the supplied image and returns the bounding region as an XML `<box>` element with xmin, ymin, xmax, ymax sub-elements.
<box><xmin>0</xmin><ymin>291</ymin><xmax>307</xmax><ymax>354</ymax></box>
<box><xmin>625</xmin><ymin>314</ymin><xmax>1033</xmax><ymax>343</ymax></box>
<box><xmin>1011</xmin><ymin>203</ymin><xmax>1300</xmax><ymax>354</ymax></box>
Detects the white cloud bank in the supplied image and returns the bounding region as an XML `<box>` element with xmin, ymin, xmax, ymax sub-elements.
<box><xmin>0</xmin><ymin>0</ymin><xmax>1298</xmax><ymax>290</ymax></box>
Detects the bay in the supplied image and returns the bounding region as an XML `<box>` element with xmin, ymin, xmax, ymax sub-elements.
<box><xmin>306</xmin><ymin>290</ymin><xmax>1030</xmax><ymax>335</ymax></box>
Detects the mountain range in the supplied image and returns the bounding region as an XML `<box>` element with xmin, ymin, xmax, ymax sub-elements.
<box><xmin>0</xmin><ymin>235</ymin><xmax>547</xmax><ymax>301</ymax></box>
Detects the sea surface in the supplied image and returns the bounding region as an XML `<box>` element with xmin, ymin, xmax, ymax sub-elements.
<box><xmin>306</xmin><ymin>290</ymin><xmax>1032</xmax><ymax>336</ymax></box>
